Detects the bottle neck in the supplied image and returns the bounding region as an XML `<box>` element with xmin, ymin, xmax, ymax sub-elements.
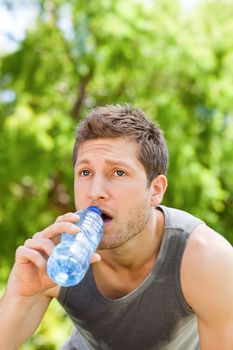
<box><xmin>87</xmin><ymin>206</ymin><xmax>102</xmax><ymax>216</ymax></box>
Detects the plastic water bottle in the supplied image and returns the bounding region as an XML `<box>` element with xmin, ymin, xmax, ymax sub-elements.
<box><xmin>47</xmin><ymin>206</ymin><xmax>104</xmax><ymax>287</ymax></box>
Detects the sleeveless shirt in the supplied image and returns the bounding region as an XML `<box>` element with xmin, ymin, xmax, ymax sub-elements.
<box><xmin>57</xmin><ymin>205</ymin><xmax>204</xmax><ymax>350</ymax></box>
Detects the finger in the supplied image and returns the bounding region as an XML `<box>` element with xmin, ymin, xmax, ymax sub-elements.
<box><xmin>90</xmin><ymin>253</ymin><xmax>101</xmax><ymax>264</ymax></box>
<box><xmin>15</xmin><ymin>246</ymin><xmax>47</xmax><ymax>271</ymax></box>
<box><xmin>33</xmin><ymin>222</ymin><xmax>80</xmax><ymax>240</ymax></box>
<box><xmin>24</xmin><ymin>238</ymin><xmax>55</xmax><ymax>257</ymax></box>
<box><xmin>55</xmin><ymin>212</ymin><xmax>79</xmax><ymax>224</ymax></box>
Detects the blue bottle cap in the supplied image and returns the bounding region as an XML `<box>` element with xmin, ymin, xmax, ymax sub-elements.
<box><xmin>87</xmin><ymin>206</ymin><xmax>102</xmax><ymax>216</ymax></box>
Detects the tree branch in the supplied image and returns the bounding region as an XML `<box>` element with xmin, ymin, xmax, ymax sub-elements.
<box><xmin>71</xmin><ymin>72</ymin><xmax>92</xmax><ymax>120</ymax></box>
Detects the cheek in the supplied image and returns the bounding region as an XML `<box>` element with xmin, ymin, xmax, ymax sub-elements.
<box><xmin>74</xmin><ymin>176</ymin><xmax>89</xmax><ymax>192</ymax></box>
<box><xmin>125</xmin><ymin>184</ymin><xmax>151</xmax><ymax>201</ymax></box>
<box><xmin>74</xmin><ymin>180</ymin><xmax>89</xmax><ymax>206</ymax></box>
<box><xmin>118</xmin><ymin>188</ymin><xmax>151</xmax><ymax>215</ymax></box>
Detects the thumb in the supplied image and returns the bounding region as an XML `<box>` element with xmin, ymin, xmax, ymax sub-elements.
<box><xmin>90</xmin><ymin>253</ymin><xmax>101</xmax><ymax>264</ymax></box>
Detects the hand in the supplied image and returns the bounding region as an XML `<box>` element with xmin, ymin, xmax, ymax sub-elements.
<box><xmin>8</xmin><ymin>213</ymin><xmax>101</xmax><ymax>297</ymax></box>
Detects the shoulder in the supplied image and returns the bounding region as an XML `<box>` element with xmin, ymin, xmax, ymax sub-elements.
<box><xmin>159</xmin><ymin>205</ymin><xmax>204</xmax><ymax>233</ymax></box>
<box><xmin>181</xmin><ymin>223</ymin><xmax>233</xmax><ymax>320</ymax></box>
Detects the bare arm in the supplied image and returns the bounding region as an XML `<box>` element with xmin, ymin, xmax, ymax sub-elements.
<box><xmin>0</xmin><ymin>212</ymin><xmax>101</xmax><ymax>350</ymax></box>
<box><xmin>181</xmin><ymin>224</ymin><xmax>233</xmax><ymax>350</ymax></box>
<box><xmin>0</xmin><ymin>287</ymin><xmax>52</xmax><ymax>350</ymax></box>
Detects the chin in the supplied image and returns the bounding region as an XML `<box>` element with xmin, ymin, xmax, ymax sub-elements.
<box><xmin>98</xmin><ymin>237</ymin><xmax>127</xmax><ymax>250</ymax></box>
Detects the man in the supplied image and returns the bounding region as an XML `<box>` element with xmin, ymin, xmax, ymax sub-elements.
<box><xmin>0</xmin><ymin>104</ymin><xmax>233</xmax><ymax>350</ymax></box>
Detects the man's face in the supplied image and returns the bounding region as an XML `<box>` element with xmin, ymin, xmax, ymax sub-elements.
<box><xmin>74</xmin><ymin>137</ymin><xmax>155</xmax><ymax>250</ymax></box>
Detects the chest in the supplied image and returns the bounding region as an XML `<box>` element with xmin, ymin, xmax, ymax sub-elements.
<box><xmin>92</xmin><ymin>261</ymin><xmax>156</xmax><ymax>299</ymax></box>
<box><xmin>62</xmin><ymin>271</ymin><xmax>197</xmax><ymax>350</ymax></box>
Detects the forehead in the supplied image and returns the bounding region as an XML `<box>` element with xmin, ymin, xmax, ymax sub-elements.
<box><xmin>76</xmin><ymin>137</ymin><xmax>142</xmax><ymax>166</ymax></box>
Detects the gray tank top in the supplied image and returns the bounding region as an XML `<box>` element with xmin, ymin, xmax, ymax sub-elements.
<box><xmin>58</xmin><ymin>205</ymin><xmax>204</xmax><ymax>350</ymax></box>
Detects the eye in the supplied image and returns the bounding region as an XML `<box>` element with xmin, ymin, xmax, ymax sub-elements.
<box><xmin>80</xmin><ymin>169</ymin><xmax>91</xmax><ymax>177</ymax></box>
<box><xmin>114</xmin><ymin>169</ymin><xmax>126</xmax><ymax>177</ymax></box>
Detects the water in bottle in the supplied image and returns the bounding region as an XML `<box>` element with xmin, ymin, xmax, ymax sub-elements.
<box><xmin>47</xmin><ymin>206</ymin><xmax>104</xmax><ymax>287</ymax></box>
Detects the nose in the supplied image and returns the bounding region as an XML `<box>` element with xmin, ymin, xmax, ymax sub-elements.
<box><xmin>89</xmin><ymin>175</ymin><xmax>109</xmax><ymax>202</ymax></box>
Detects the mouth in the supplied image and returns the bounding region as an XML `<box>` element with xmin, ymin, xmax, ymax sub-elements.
<box><xmin>101</xmin><ymin>210</ymin><xmax>113</xmax><ymax>224</ymax></box>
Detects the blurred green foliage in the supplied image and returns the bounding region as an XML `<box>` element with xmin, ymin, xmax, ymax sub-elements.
<box><xmin>0</xmin><ymin>0</ymin><xmax>233</xmax><ymax>348</ymax></box>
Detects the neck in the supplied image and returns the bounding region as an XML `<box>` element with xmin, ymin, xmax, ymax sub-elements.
<box><xmin>93</xmin><ymin>208</ymin><xmax>165</xmax><ymax>298</ymax></box>
<box><xmin>97</xmin><ymin>208</ymin><xmax>164</xmax><ymax>271</ymax></box>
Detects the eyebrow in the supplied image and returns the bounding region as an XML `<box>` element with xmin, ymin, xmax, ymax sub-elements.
<box><xmin>75</xmin><ymin>158</ymin><xmax>134</xmax><ymax>171</ymax></box>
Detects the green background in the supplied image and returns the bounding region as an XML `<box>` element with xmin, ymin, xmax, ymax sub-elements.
<box><xmin>0</xmin><ymin>0</ymin><xmax>232</xmax><ymax>348</ymax></box>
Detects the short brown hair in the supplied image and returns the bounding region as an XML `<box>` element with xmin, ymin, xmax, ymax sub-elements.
<box><xmin>73</xmin><ymin>104</ymin><xmax>168</xmax><ymax>184</ymax></box>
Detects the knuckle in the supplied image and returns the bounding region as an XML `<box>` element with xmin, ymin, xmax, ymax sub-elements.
<box><xmin>64</xmin><ymin>222</ymin><xmax>79</xmax><ymax>232</ymax></box>
<box><xmin>24</xmin><ymin>238</ymin><xmax>32</xmax><ymax>246</ymax></box>
<box><xmin>55</xmin><ymin>215</ymin><xmax>63</xmax><ymax>223</ymax></box>
<box><xmin>15</xmin><ymin>245</ymin><xmax>26</xmax><ymax>259</ymax></box>
<box><xmin>55</xmin><ymin>213</ymin><xmax>73</xmax><ymax>222</ymax></box>
<box><xmin>15</xmin><ymin>245</ymin><xmax>23</xmax><ymax>255</ymax></box>
<box><xmin>31</xmin><ymin>251</ymin><xmax>44</xmax><ymax>267</ymax></box>
<box><xmin>55</xmin><ymin>221</ymin><xmax>74</xmax><ymax>231</ymax></box>
<box><xmin>33</xmin><ymin>231</ymin><xmax>41</xmax><ymax>238</ymax></box>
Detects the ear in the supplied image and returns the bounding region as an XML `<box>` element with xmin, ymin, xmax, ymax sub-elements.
<box><xmin>150</xmin><ymin>175</ymin><xmax>168</xmax><ymax>207</ymax></box>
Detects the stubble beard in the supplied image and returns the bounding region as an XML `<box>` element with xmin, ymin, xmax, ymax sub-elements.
<box><xmin>98</xmin><ymin>202</ymin><xmax>151</xmax><ymax>250</ymax></box>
